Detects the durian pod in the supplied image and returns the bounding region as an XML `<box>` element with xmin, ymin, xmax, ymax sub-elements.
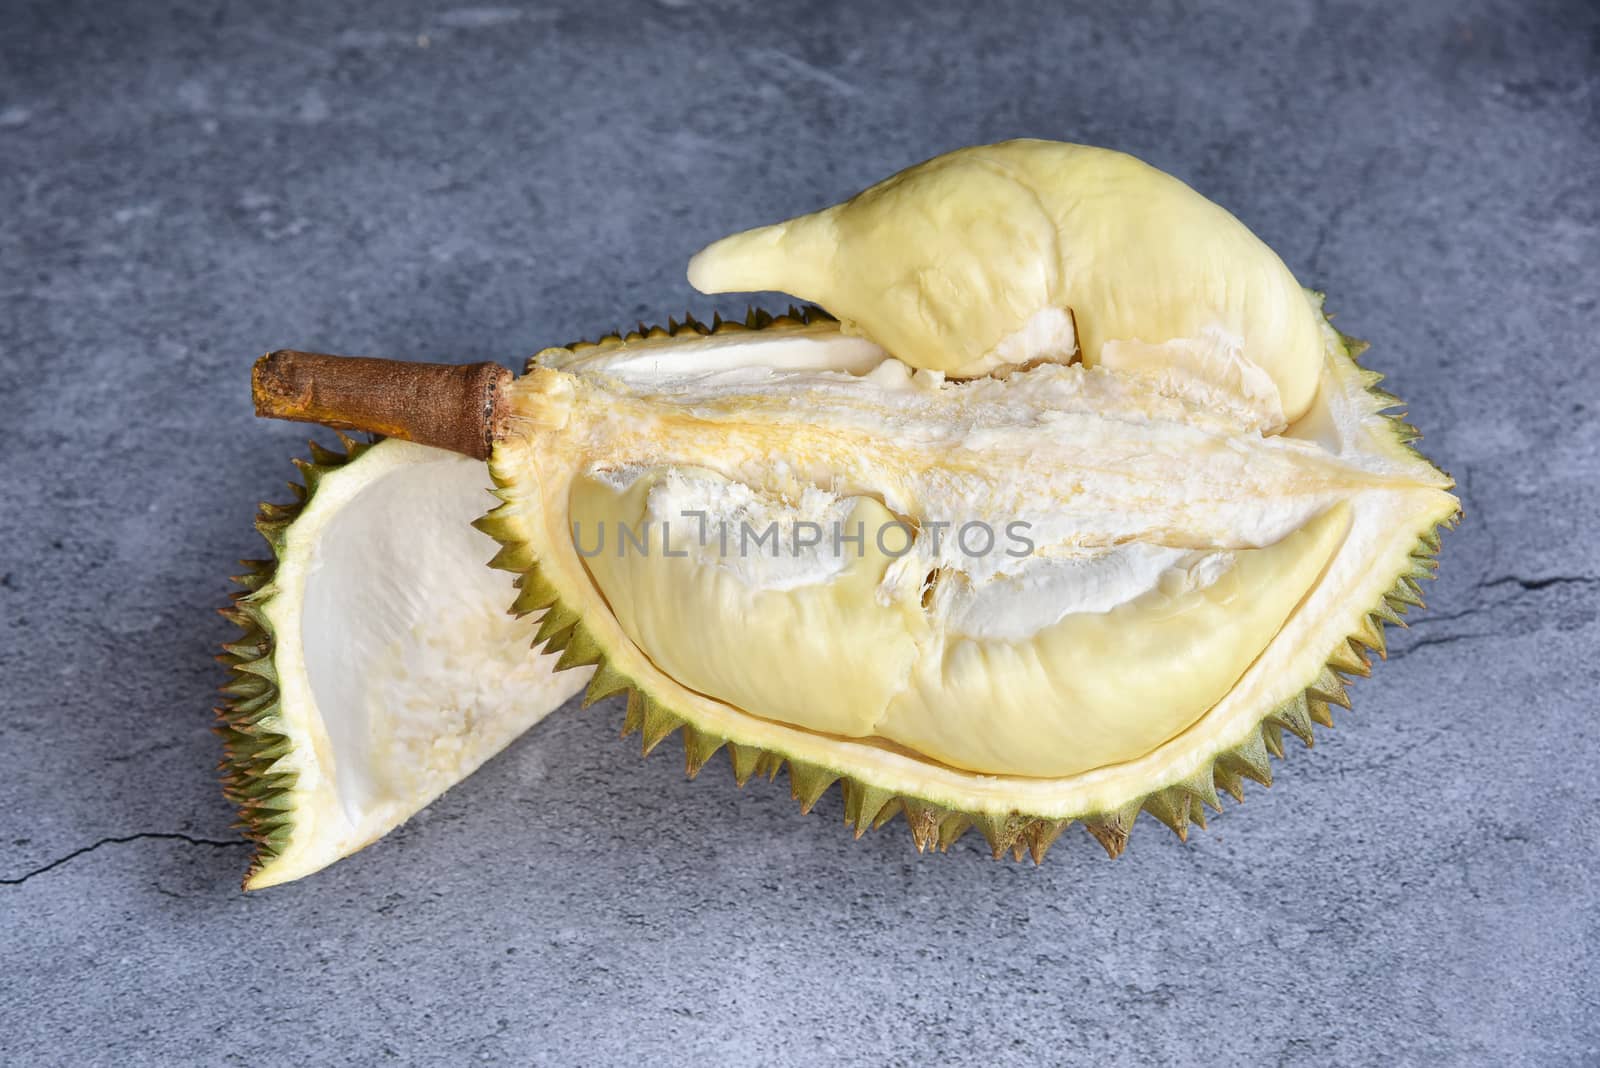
<box><xmin>232</xmin><ymin>141</ymin><xmax>1460</xmax><ymax>885</ymax></box>
<box><xmin>217</xmin><ymin>434</ymin><xmax>589</xmax><ymax>889</ymax></box>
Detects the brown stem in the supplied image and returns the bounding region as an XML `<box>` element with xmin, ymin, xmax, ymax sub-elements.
<box><xmin>252</xmin><ymin>350</ymin><xmax>511</xmax><ymax>460</ymax></box>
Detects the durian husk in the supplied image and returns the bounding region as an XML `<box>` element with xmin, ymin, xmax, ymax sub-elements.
<box><xmin>472</xmin><ymin>306</ymin><xmax>1458</xmax><ymax>863</ymax></box>
<box><xmin>217</xmin><ymin>434</ymin><xmax>374</xmax><ymax>883</ymax></box>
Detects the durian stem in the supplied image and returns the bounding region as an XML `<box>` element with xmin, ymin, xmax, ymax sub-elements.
<box><xmin>252</xmin><ymin>350</ymin><xmax>511</xmax><ymax>460</ymax></box>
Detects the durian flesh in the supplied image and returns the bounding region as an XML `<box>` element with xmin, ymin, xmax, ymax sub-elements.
<box><xmin>688</xmin><ymin>140</ymin><xmax>1324</xmax><ymax>425</ymax></box>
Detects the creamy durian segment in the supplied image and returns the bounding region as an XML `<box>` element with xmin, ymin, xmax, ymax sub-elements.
<box><xmin>875</xmin><ymin>503</ymin><xmax>1350</xmax><ymax>777</ymax></box>
<box><xmin>688</xmin><ymin>139</ymin><xmax>1323</xmax><ymax>426</ymax></box>
<box><xmin>567</xmin><ymin>442</ymin><xmax>1350</xmax><ymax>777</ymax></box>
<box><xmin>570</xmin><ymin>466</ymin><xmax>922</xmax><ymax>736</ymax></box>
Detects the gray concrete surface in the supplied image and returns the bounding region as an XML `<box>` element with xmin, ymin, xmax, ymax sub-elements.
<box><xmin>2</xmin><ymin>1</ymin><xmax>1597</xmax><ymax>1064</ymax></box>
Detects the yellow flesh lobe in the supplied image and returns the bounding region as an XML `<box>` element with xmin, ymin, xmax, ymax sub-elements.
<box><xmin>688</xmin><ymin>139</ymin><xmax>1324</xmax><ymax>425</ymax></box>
<box><xmin>574</xmin><ymin>455</ymin><xmax>1350</xmax><ymax>777</ymax></box>
<box><xmin>572</xmin><ymin>469</ymin><xmax>921</xmax><ymax>737</ymax></box>
<box><xmin>874</xmin><ymin>503</ymin><xmax>1349</xmax><ymax>776</ymax></box>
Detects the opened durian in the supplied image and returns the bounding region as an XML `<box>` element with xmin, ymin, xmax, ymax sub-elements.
<box><xmin>226</xmin><ymin>140</ymin><xmax>1457</xmax><ymax>885</ymax></box>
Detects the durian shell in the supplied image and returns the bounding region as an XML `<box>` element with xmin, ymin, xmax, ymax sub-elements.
<box><xmin>470</xmin><ymin>307</ymin><xmax>1458</xmax><ymax>863</ymax></box>
<box><xmin>217</xmin><ymin>433</ymin><xmax>377</xmax><ymax>885</ymax></box>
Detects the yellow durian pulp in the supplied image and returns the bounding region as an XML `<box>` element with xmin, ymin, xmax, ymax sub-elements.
<box><xmin>688</xmin><ymin>140</ymin><xmax>1324</xmax><ymax>427</ymax></box>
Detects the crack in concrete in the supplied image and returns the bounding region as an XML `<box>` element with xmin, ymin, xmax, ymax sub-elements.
<box><xmin>1389</xmin><ymin>569</ymin><xmax>1596</xmax><ymax>657</ymax></box>
<box><xmin>1</xmin><ymin>833</ymin><xmax>247</xmax><ymax>887</ymax></box>
<box><xmin>1387</xmin><ymin>630</ymin><xmax>1494</xmax><ymax>661</ymax></box>
<box><xmin>1479</xmin><ymin>574</ymin><xmax>1600</xmax><ymax>592</ymax></box>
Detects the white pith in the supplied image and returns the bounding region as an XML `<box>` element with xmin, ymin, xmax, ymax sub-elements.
<box><xmin>253</xmin><ymin>441</ymin><xmax>587</xmax><ymax>889</ymax></box>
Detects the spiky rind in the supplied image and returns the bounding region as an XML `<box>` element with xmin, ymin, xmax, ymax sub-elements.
<box><xmin>531</xmin><ymin>305</ymin><xmax>836</xmax><ymax>371</ymax></box>
<box><xmin>217</xmin><ymin>432</ymin><xmax>374</xmax><ymax>887</ymax></box>
<box><xmin>478</xmin><ymin>311</ymin><xmax>1460</xmax><ymax>862</ymax></box>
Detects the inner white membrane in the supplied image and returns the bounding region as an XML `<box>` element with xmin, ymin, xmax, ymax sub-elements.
<box><xmin>299</xmin><ymin>450</ymin><xmax>581</xmax><ymax>820</ymax></box>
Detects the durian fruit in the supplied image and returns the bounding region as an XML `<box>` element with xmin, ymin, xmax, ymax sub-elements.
<box><xmin>242</xmin><ymin>140</ymin><xmax>1458</xmax><ymax>868</ymax></box>
<box><xmin>219</xmin><ymin>436</ymin><xmax>587</xmax><ymax>888</ymax></box>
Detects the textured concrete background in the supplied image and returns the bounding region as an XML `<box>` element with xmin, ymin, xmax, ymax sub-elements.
<box><xmin>2</xmin><ymin>1</ymin><xmax>1597</xmax><ymax>1064</ymax></box>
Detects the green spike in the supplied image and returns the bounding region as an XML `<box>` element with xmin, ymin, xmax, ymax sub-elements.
<box><xmin>901</xmin><ymin>799</ymin><xmax>946</xmax><ymax>853</ymax></box>
<box><xmin>680</xmin><ymin>725</ymin><xmax>726</xmax><ymax>779</ymax></box>
<box><xmin>229</xmin><ymin>562</ymin><xmax>274</xmax><ymax>592</ymax></box>
<box><xmin>306</xmin><ymin>440</ymin><xmax>344</xmax><ymax>466</ymax></box>
<box><xmin>220</xmin><ymin>635</ymin><xmax>269</xmax><ymax>660</ymax></box>
<box><xmin>254</xmin><ymin>520</ymin><xmax>292</xmax><ymax>554</ymax></box>
<box><xmin>220</xmin><ymin>675</ymin><xmax>268</xmax><ymax>701</ymax></box>
<box><xmin>1024</xmin><ymin>819</ymin><xmax>1070</xmax><ymax>864</ymax></box>
<box><xmin>291</xmin><ymin>457</ymin><xmax>328</xmax><ymax>498</ymax></box>
<box><xmin>1351</xmin><ymin>614</ymin><xmax>1388</xmax><ymax>659</ymax></box>
<box><xmin>510</xmin><ymin>571</ymin><xmax>561</xmax><ymax>617</ymax></box>
<box><xmin>225</xmin><ymin>691</ymin><xmax>276</xmax><ymax>720</ymax></box>
<box><xmin>1218</xmin><ymin>729</ymin><xmax>1274</xmax><ymax>787</ymax></box>
<box><xmin>871</xmin><ymin>797</ymin><xmax>904</xmax><ymax>831</ymax></box>
<box><xmin>971</xmin><ymin>811</ymin><xmax>1029</xmax><ymax>858</ymax></box>
<box><xmin>554</xmin><ymin>623</ymin><xmax>603</xmax><ymax>672</ymax></box>
<box><xmin>582</xmin><ymin>659</ymin><xmax>632</xmax><ymax>707</ymax></box>
<box><xmin>485</xmin><ymin>539</ymin><xmax>534</xmax><ymax>572</ymax></box>
<box><xmin>1370</xmin><ymin>598</ymin><xmax>1407</xmax><ymax>628</ymax></box>
<box><xmin>787</xmin><ymin>761</ymin><xmax>840</xmax><ymax>814</ymax></box>
<box><xmin>1367</xmin><ymin>388</ymin><xmax>1403</xmax><ymax>411</ymax></box>
<box><xmin>1308</xmin><ymin>667</ymin><xmax>1352</xmax><ymax>709</ymax></box>
<box><xmin>1406</xmin><ymin>555</ymin><xmax>1439</xmax><ymax>581</ymax></box>
<box><xmin>1326</xmin><ymin>638</ymin><xmax>1371</xmax><ymax>677</ymax></box>
<box><xmin>1265</xmin><ymin>692</ymin><xmax>1317</xmax><ymax>749</ymax></box>
<box><xmin>1260</xmin><ymin>721</ymin><xmax>1286</xmax><ymax>759</ymax></box>
<box><xmin>1083</xmin><ymin>803</ymin><xmax>1140</xmax><ymax>858</ymax></box>
<box><xmin>639</xmin><ymin>696</ymin><xmax>683</xmax><ymax>756</ymax></box>
<box><xmin>620</xmin><ymin>691</ymin><xmax>645</xmax><ymax>738</ymax></box>
<box><xmin>257</xmin><ymin>501</ymin><xmax>298</xmax><ymax>523</ymax></box>
<box><xmin>532</xmin><ymin>602</ymin><xmax>579</xmax><ymax>650</ymax></box>
<box><xmin>1212</xmin><ymin>761</ymin><xmax>1246</xmax><ymax>803</ymax></box>
<box><xmin>1389</xmin><ymin>418</ymin><xmax>1422</xmax><ymax>443</ymax></box>
<box><xmin>840</xmin><ymin>779</ymin><xmax>896</xmax><ymax>837</ymax></box>
<box><xmin>753</xmin><ymin>751</ymin><xmax>784</xmax><ymax>782</ymax></box>
<box><xmin>1140</xmin><ymin>788</ymin><xmax>1192</xmax><ymax>842</ymax></box>
<box><xmin>936</xmin><ymin>813</ymin><xmax>972</xmax><ymax>852</ymax></box>
<box><xmin>727</xmin><ymin>743</ymin><xmax>763</xmax><ymax>786</ymax></box>
<box><xmin>1173</xmin><ymin>762</ymin><xmax>1224</xmax><ymax>812</ymax></box>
